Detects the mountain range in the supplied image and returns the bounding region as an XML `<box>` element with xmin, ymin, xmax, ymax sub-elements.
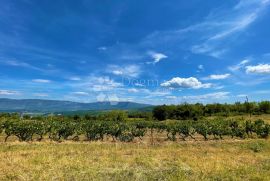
<box><xmin>0</xmin><ymin>98</ymin><xmax>152</xmax><ymax>113</ymax></box>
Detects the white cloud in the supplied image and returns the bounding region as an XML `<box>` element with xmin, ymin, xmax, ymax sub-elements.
<box><xmin>147</xmin><ymin>51</ymin><xmax>168</xmax><ymax>64</ymax></box>
<box><xmin>72</xmin><ymin>92</ymin><xmax>89</xmax><ymax>96</ymax></box>
<box><xmin>33</xmin><ymin>93</ymin><xmax>49</xmax><ymax>97</ymax></box>
<box><xmin>144</xmin><ymin>89</ymin><xmax>172</xmax><ymax>98</ymax></box>
<box><xmin>240</xmin><ymin>59</ymin><xmax>250</xmax><ymax>65</ymax></box>
<box><xmin>112</xmin><ymin>70</ymin><xmax>123</xmax><ymax>75</ymax></box>
<box><xmin>69</xmin><ymin>76</ymin><xmax>81</xmax><ymax>81</ymax></box>
<box><xmin>134</xmin><ymin>83</ymin><xmax>145</xmax><ymax>87</ymax></box>
<box><xmin>234</xmin><ymin>0</ymin><xmax>270</xmax><ymax>9</ymax></box>
<box><xmin>127</xmin><ymin>88</ymin><xmax>139</xmax><ymax>93</ymax></box>
<box><xmin>107</xmin><ymin>94</ymin><xmax>120</xmax><ymax>103</ymax></box>
<box><xmin>98</xmin><ymin>46</ymin><xmax>107</xmax><ymax>51</ymax></box>
<box><xmin>143</xmin><ymin>0</ymin><xmax>269</xmax><ymax>58</ymax></box>
<box><xmin>109</xmin><ymin>65</ymin><xmax>141</xmax><ymax>78</ymax></box>
<box><xmin>246</xmin><ymin>64</ymin><xmax>270</xmax><ymax>74</ymax></box>
<box><xmin>229</xmin><ymin>59</ymin><xmax>250</xmax><ymax>71</ymax></box>
<box><xmin>96</xmin><ymin>93</ymin><xmax>107</xmax><ymax>102</ymax></box>
<box><xmin>208</xmin><ymin>13</ymin><xmax>258</xmax><ymax>41</ymax></box>
<box><xmin>237</xmin><ymin>94</ymin><xmax>248</xmax><ymax>98</ymax></box>
<box><xmin>198</xmin><ymin>0</ymin><xmax>269</xmax><ymax>56</ymax></box>
<box><xmin>182</xmin><ymin>92</ymin><xmax>230</xmax><ymax>101</ymax></box>
<box><xmin>166</xmin><ymin>96</ymin><xmax>177</xmax><ymax>99</ymax></box>
<box><xmin>214</xmin><ymin>85</ymin><xmax>225</xmax><ymax>90</ymax></box>
<box><xmin>91</xmin><ymin>77</ymin><xmax>123</xmax><ymax>91</ymax></box>
<box><xmin>206</xmin><ymin>73</ymin><xmax>230</xmax><ymax>80</ymax></box>
<box><xmin>67</xmin><ymin>76</ymin><xmax>124</xmax><ymax>93</ymax></box>
<box><xmin>197</xmin><ymin>65</ymin><xmax>204</xmax><ymax>73</ymax></box>
<box><xmin>32</xmin><ymin>79</ymin><xmax>51</xmax><ymax>83</ymax></box>
<box><xmin>151</xmin><ymin>90</ymin><xmax>171</xmax><ymax>96</ymax></box>
<box><xmin>2</xmin><ymin>60</ymin><xmax>42</xmax><ymax>71</ymax></box>
<box><xmin>198</xmin><ymin>65</ymin><xmax>204</xmax><ymax>70</ymax></box>
<box><xmin>161</xmin><ymin>77</ymin><xmax>211</xmax><ymax>89</ymax></box>
<box><xmin>0</xmin><ymin>90</ymin><xmax>20</xmax><ymax>95</ymax></box>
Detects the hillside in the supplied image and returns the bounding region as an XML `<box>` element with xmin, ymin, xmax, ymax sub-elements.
<box><xmin>0</xmin><ymin>98</ymin><xmax>152</xmax><ymax>112</ymax></box>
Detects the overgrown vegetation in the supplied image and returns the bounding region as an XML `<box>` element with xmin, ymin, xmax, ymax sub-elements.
<box><xmin>0</xmin><ymin>112</ymin><xmax>269</xmax><ymax>142</ymax></box>
<box><xmin>1</xmin><ymin>105</ymin><xmax>270</xmax><ymax>180</ymax></box>
<box><xmin>153</xmin><ymin>101</ymin><xmax>270</xmax><ymax>120</ymax></box>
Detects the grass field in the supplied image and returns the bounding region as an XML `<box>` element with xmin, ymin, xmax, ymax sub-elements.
<box><xmin>1</xmin><ymin>114</ymin><xmax>270</xmax><ymax>181</ymax></box>
<box><xmin>0</xmin><ymin>139</ymin><xmax>269</xmax><ymax>181</ymax></box>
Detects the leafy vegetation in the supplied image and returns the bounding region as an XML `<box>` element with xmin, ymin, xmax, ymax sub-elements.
<box><xmin>0</xmin><ymin>108</ymin><xmax>270</xmax><ymax>180</ymax></box>
<box><xmin>0</xmin><ymin>111</ymin><xmax>269</xmax><ymax>142</ymax></box>
<box><xmin>153</xmin><ymin>101</ymin><xmax>270</xmax><ymax>120</ymax></box>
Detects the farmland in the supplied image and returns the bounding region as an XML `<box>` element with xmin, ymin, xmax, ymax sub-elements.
<box><xmin>0</xmin><ymin>138</ymin><xmax>270</xmax><ymax>180</ymax></box>
<box><xmin>0</xmin><ymin>108</ymin><xmax>270</xmax><ymax>180</ymax></box>
<box><xmin>2</xmin><ymin>0</ymin><xmax>270</xmax><ymax>180</ymax></box>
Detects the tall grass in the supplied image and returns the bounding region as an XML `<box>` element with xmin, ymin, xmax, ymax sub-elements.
<box><xmin>0</xmin><ymin>139</ymin><xmax>269</xmax><ymax>180</ymax></box>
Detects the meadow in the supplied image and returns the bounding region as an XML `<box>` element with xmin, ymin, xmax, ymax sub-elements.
<box><xmin>0</xmin><ymin>138</ymin><xmax>269</xmax><ymax>180</ymax></box>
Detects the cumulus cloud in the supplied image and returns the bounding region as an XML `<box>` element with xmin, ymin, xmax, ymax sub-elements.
<box><xmin>246</xmin><ymin>64</ymin><xmax>270</xmax><ymax>74</ymax></box>
<box><xmin>109</xmin><ymin>65</ymin><xmax>141</xmax><ymax>78</ymax></box>
<box><xmin>147</xmin><ymin>51</ymin><xmax>168</xmax><ymax>64</ymax></box>
<box><xmin>32</xmin><ymin>79</ymin><xmax>51</xmax><ymax>83</ymax></box>
<box><xmin>0</xmin><ymin>90</ymin><xmax>20</xmax><ymax>95</ymax></box>
<box><xmin>206</xmin><ymin>73</ymin><xmax>230</xmax><ymax>80</ymax></box>
<box><xmin>161</xmin><ymin>77</ymin><xmax>211</xmax><ymax>89</ymax></box>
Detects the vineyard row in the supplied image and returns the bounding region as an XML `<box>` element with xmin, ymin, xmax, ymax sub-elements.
<box><xmin>0</xmin><ymin>119</ymin><xmax>269</xmax><ymax>142</ymax></box>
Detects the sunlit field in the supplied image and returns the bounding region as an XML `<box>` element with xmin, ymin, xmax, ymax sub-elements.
<box><xmin>0</xmin><ymin>139</ymin><xmax>269</xmax><ymax>181</ymax></box>
<box><xmin>1</xmin><ymin>115</ymin><xmax>270</xmax><ymax>181</ymax></box>
<box><xmin>1</xmin><ymin>0</ymin><xmax>270</xmax><ymax>180</ymax></box>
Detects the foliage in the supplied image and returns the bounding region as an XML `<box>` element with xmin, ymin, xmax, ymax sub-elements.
<box><xmin>0</xmin><ymin>115</ymin><xmax>269</xmax><ymax>142</ymax></box>
<box><xmin>153</xmin><ymin>101</ymin><xmax>270</xmax><ymax>121</ymax></box>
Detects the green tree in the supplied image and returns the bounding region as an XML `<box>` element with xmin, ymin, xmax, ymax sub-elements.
<box><xmin>259</xmin><ymin>101</ymin><xmax>270</xmax><ymax>113</ymax></box>
<box><xmin>153</xmin><ymin>105</ymin><xmax>168</xmax><ymax>121</ymax></box>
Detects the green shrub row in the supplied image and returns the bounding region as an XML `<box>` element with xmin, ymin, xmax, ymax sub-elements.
<box><xmin>153</xmin><ymin>101</ymin><xmax>270</xmax><ymax>120</ymax></box>
<box><xmin>0</xmin><ymin>118</ymin><xmax>269</xmax><ymax>142</ymax></box>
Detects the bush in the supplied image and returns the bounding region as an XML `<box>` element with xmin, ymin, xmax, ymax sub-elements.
<box><xmin>0</xmin><ymin>116</ymin><xmax>269</xmax><ymax>142</ymax></box>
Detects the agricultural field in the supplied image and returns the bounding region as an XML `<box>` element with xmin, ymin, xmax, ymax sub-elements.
<box><xmin>0</xmin><ymin>112</ymin><xmax>270</xmax><ymax>180</ymax></box>
<box><xmin>2</xmin><ymin>0</ymin><xmax>270</xmax><ymax>180</ymax></box>
<box><xmin>0</xmin><ymin>137</ymin><xmax>270</xmax><ymax>180</ymax></box>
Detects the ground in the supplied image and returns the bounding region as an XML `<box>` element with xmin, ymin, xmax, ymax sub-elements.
<box><xmin>1</xmin><ymin>115</ymin><xmax>270</xmax><ymax>180</ymax></box>
<box><xmin>0</xmin><ymin>139</ymin><xmax>270</xmax><ymax>181</ymax></box>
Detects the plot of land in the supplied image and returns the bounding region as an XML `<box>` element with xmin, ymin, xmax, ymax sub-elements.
<box><xmin>0</xmin><ymin>139</ymin><xmax>269</xmax><ymax>181</ymax></box>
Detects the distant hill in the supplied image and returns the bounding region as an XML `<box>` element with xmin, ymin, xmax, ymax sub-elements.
<box><xmin>0</xmin><ymin>98</ymin><xmax>152</xmax><ymax>113</ymax></box>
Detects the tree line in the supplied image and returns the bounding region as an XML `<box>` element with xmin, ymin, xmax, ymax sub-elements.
<box><xmin>153</xmin><ymin>101</ymin><xmax>270</xmax><ymax>121</ymax></box>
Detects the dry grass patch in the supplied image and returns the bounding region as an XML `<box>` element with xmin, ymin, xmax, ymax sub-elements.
<box><xmin>0</xmin><ymin>139</ymin><xmax>270</xmax><ymax>180</ymax></box>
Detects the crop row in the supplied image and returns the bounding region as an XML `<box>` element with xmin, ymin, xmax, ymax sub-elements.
<box><xmin>0</xmin><ymin>119</ymin><xmax>269</xmax><ymax>142</ymax></box>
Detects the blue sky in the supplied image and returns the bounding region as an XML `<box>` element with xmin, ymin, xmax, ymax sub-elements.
<box><xmin>0</xmin><ymin>0</ymin><xmax>270</xmax><ymax>104</ymax></box>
